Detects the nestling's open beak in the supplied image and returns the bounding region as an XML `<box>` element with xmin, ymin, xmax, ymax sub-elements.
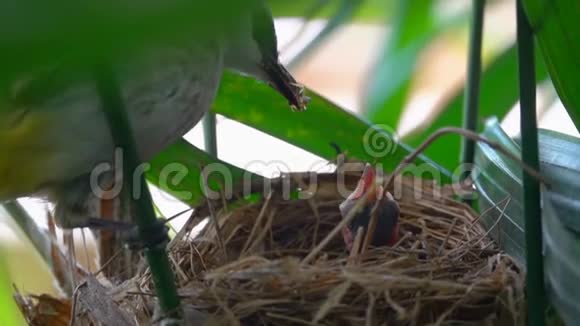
<box><xmin>351</xmin><ymin>164</ymin><xmax>378</xmax><ymax>200</ymax></box>
<box><xmin>339</xmin><ymin>164</ymin><xmax>381</xmax><ymax>219</ymax></box>
<box><xmin>261</xmin><ymin>60</ymin><xmax>309</xmax><ymax>111</ymax></box>
<box><xmin>339</xmin><ymin>164</ymin><xmax>400</xmax><ymax>250</ymax></box>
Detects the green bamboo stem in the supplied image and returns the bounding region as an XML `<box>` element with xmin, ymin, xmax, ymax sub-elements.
<box><xmin>460</xmin><ymin>0</ymin><xmax>485</xmax><ymax>191</ymax></box>
<box><xmin>516</xmin><ymin>1</ymin><xmax>546</xmax><ymax>325</ymax></box>
<box><xmin>93</xmin><ymin>63</ymin><xmax>181</xmax><ymax>320</ymax></box>
<box><xmin>203</xmin><ymin>113</ymin><xmax>218</xmax><ymax>157</ymax></box>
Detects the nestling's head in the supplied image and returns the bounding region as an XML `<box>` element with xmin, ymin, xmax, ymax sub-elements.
<box><xmin>339</xmin><ymin>164</ymin><xmax>400</xmax><ymax>250</ymax></box>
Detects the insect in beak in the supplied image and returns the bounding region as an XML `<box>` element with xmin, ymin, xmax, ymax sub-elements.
<box><xmin>261</xmin><ymin>60</ymin><xmax>309</xmax><ymax>111</ymax></box>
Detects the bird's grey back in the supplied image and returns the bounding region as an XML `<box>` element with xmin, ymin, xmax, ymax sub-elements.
<box><xmin>36</xmin><ymin>39</ymin><xmax>224</xmax><ymax>190</ymax></box>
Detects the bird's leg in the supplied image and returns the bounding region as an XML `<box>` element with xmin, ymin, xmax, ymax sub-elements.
<box><xmin>52</xmin><ymin>196</ymin><xmax>134</xmax><ymax>230</ymax></box>
<box><xmin>82</xmin><ymin>217</ymin><xmax>134</xmax><ymax>230</ymax></box>
<box><xmin>56</xmin><ymin>201</ymin><xmax>170</xmax><ymax>251</ymax></box>
<box><xmin>97</xmin><ymin>191</ymin><xmax>131</xmax><ymax>279</ymax></box>
<box><xmin>121</xmin><ymin>217</ymin><xmax>170</xmax><ymax>251</ymax></box>
<box><xmin>97</xmin><ymin>188</ymin><xmax>173</xmax><ymax>271</ymax></box>
<box><xmin>50</xmin><ymin>174</ymin><xmax>127</xmax><ymax>229</ymax></box>
<box><xmin>51</xmin><ymin>175</ymin><xmax>170</xmax><ymax>249</ymax></box>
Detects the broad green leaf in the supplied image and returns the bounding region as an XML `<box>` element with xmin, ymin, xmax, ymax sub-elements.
<box><xmin>474</xmin><ymin>117</ymin><xmax>526</xmax><ymax>264</ymax></box>
<box><xmin>475</xmin><ymin>118</ymin><xmax>580</xmax><ymax>324</ymax></box>
<box><xmin>213</xmin><ymin>72</ymin><xmax>450</xmax><ymax>179</ymax></box>
<box><xmin>405</xmin><ymin>45</ymin><xmax>549</xmax><ymax>170</ymax></box>
<box><xmin>364</xmin><ymin>0</ymin><xmax>436</xmax><ymax>126</ymax></box>
<box><xmin>146</xmin><ymin>73</ymin><xmax>449</xmax><ymax>206</ymax></box>
<box><xmin>147</xmin><ymin>140</ymin><xmax>263</xmax><ymax>207</ymax></box>
<box><xmin>147</xmin><ymin>73</ymin><xmax>450</xmax><ymax>206</ymax></box>
<box><xmin>522</xmin><ymin>0</ymin><xmax>580</xmax><ymax>130</ymax></box>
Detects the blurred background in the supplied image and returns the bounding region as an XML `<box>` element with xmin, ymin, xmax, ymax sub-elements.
<box><xmin>1</xmin><ymin>0</ymin><xmax>577</xmax><ymax>296</ymax></box>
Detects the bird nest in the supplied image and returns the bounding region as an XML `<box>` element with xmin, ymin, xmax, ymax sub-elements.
<box><xmin>16</xmin><ymin>169</ymin><xmax>526</xmax><ymax>325</ymax></box>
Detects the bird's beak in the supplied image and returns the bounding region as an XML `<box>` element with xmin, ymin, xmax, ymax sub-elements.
<box><xmin>339</xmin><ymin>164</ymin><xmax>380</xmax><ymax>217</ymax></box>
<box><xmin>261</xmin><ymin>60</ymin><xmax>309</xmax><ymax>111</ymax></box>
<box><xmin>350</xmin><ymin>164</ymin><xmax>380</xmax><ymax>201</ymax></box>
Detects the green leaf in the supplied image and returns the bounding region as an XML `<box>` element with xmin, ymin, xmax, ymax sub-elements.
<box><xmin>147</xmin><ymin>72</ymin><xmax>450</xmax><ymax>206</ymax></box>
<box><xmin>474</xmin><ymin>117</ymin><xmax>526</xmax><ymax>264</ymax></box>
<box><xmin>146</xmin><ymin>73</ymin><xmax>449</xmax><ymax>206</ymax></box>
<box><xmin>213</xmin><ymin>72</ymin><xmax>450</xmax><ymax>178</ymax></box>
<box><xmin>522</xmin><ymin>0</ymin><xmax>580</xmax><ymax>130</ymax></box>
<box><xmin>405</xmin><ymin>44</ymin><xmax>549</xmax><ymax>170</ymax></box>
<box><xmin>474</xmin><ymin>119</ymin><xmax>580</xmax><ymax>324</ymax></box>
<box><xmin>146</xmin><ymin>140</ymin><xmax>262</xmax><ymax>207</ymax></box>
<box><xmin>364</xmin><ymin>0</ymin><xmax>436</xmax><ymax>126</ymax></box>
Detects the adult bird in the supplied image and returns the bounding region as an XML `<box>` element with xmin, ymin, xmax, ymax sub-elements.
<box><xmin>339</xmin><ymin>164</ymin><xmax>400</xmax><ymax>251</ymax></box>
<box><xmin>0</xmin><ymin>1</ymin><xmax>306</xmax><ymax>232</ymax></box>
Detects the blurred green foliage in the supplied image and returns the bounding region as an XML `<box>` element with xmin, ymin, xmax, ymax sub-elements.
<box><xmin>364</xmin><ymin>0</ymin><xmax>437</xmax><ymax>125</ymax></box>
<box><xmin>286</xmin><ymin>0</ymin><xmax>367</xmax><ymax>69</ymax></box>
<box><xmin>269</xmin><ymin>0</ymin><xmax>391</xmax><ymax>22</ymax></box>
<box><xmin>407</xmin><ymin>45</ymin><xmax>549</xmax><ymax>169</ymax></box>
<box><xmin>0</xmin><ymin>1</ymin><xmax>244</xmax><ymax>85</ymax></box>
<box><xmin>1</xmin><ymin>0</ymin><xmax>579</xmax><ymax>320</ymax></box>
<box><xmin>0</xmin><ymin>251</ymin><xmax>25</xmax><ymax>325</ymax></box>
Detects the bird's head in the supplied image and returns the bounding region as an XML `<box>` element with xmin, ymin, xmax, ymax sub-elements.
<box><xmin>339</xmin><ymin>164</ymin><xmax>400</xmax><ymax>250</ymax></box>
<box><xmin>222</xmin><ymin>0</ymin><xmax>309</xmax><ymax>111</ymax></box>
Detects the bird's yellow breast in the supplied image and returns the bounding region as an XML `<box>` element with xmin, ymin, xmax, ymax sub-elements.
<box><xmin>0</xmin><ymin>41</ymin><xmax>225</xmax><ymax>201</ymax></box>
<box><xmin>0</xmin><ymin>110</ymin><xmax>55</xmax><ymax>199</ymax></box>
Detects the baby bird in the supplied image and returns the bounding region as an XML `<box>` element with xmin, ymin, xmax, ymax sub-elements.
<box><xmin>339</xmin><ymin>164</ymin><xmax>400</xmax><ymax>250</ymax></box>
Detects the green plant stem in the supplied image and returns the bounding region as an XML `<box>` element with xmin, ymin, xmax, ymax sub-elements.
<box><xmin>93</xmin><ymin>63</ymin><xmax>181</xmax><ymax>320</ymax></box>
<box><xmin>460</xmin><ymin>0</ymin><xmax>485</xmax><ymax>188</ymax></box>
<box><xmin>203</xmin><ymin>113</ymin><xmax>218</xmax><ymax>157</ymax></box>
<box><xmin>516</xmin><ymin>1</ymin><xmax>546</xmax><ymax>325</ymax></box>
